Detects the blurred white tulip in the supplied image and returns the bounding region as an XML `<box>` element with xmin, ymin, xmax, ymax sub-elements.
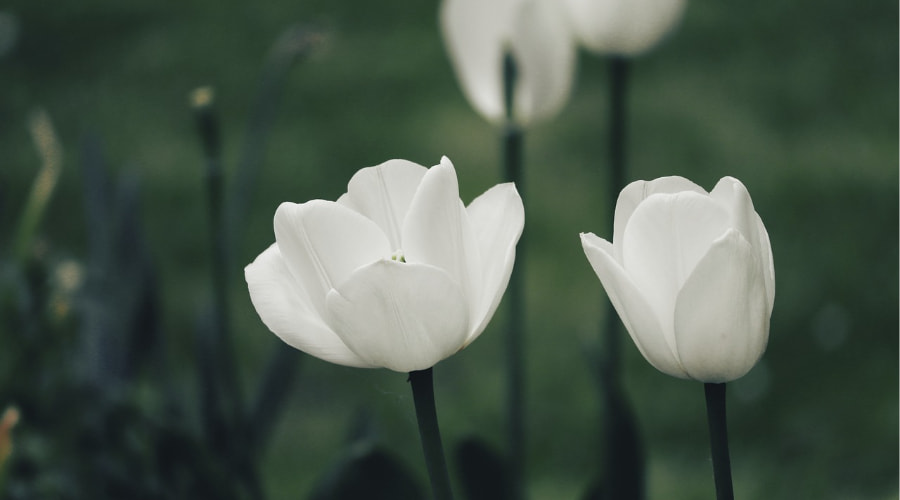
<box><xmin>562</xmin><ymin>0</ymin><xmax>687</xmax><ymax>56</ymax></box>
<box><xmin>246</xmin><ymin>157</ymin><xmax>524</xmax><ymax>372</ymax></box>
<box><xmin>581</xmin><ymin>176</ymin><xmax>774</xmax><ymax>382</ymax></box>
<box><xmin>440</xmin><ymin>0</ymin><xmax>576</xmax><ymax>126</ymax></box>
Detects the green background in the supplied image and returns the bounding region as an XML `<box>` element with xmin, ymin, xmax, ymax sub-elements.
<box><xmin>2</xmin><ymin>0</ymin><xmax>897</xmax><ymax>498</ymax></box>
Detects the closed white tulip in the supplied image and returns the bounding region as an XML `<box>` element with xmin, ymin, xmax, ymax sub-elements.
<box><xmin>581</xmin><ymin>176</ymin><xmax>774</xmax><ymax>382</ymax></box>
<box><xmin>245</xmin><ymin>157</ymin><xmax>524</xmax><ymax>372</ymax></box>
<box><xmin>562</xmin><ymin>0</ymin><xmax>687</xmax><ymax>56</ymax></box>
<box><xmin>440</xmin><ymin>0</ymin><xmax>576</xmax><ymax>126</ymax></box>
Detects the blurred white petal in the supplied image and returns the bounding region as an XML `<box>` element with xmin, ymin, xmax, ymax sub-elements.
<box><xmin>508</xmin><ymin>0</ymin><xmax>577</xmax><ymax>124</ymax></box>
<box><xmin>563</xmin><ymin>0</ymin><xmax>687</xmax><ymax>56</ymax></box>
<box><xmin>441</xmin><ymin>0</ymin><xmax>576</xmax><ymax>125</ymax></box>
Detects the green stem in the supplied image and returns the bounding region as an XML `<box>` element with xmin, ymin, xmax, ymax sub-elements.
<box><xmin>608</xmin><ymin>57</ymin><xmax>628</xmax><ymax>206</ymax></box>
<box><xmin>191</xmin><ymin>89</ymin><xmax>244</xmax><ymax>419</ymax></box>
<box><xmin>503</xmin><ymin>49</ymin><xmax>525</xmax><ymax>500</ymax></box>
<box><xmin>409</xmin><ymin>368</ymin><xmax>454</xmax><ymax>500</ymax></box>
<box><xmin>604</xmin><ymin>56</ymin><xmax>629</xmax><ymax>372</ymax></box>
<box><xmin>704</xmin><ymin>383</ymin><xmax>735</xmax><ymax>500</ymax></box>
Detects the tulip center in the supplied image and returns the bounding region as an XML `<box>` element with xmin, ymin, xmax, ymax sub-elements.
<box><xmin>390</xmin><ymin>249</ymin><xmax>406</xmax><ymax>263</ymax></box>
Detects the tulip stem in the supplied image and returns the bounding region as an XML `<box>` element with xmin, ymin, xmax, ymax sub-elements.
<box><xmin>605</xmin><ymin>56</ymin><xmax>629</xmax><ymax>367</ymax></box>
<box><xmin>704</xmin><ymin>383</ymin><xmax>735</xmax><ymax>500</ymax></box>
<box><xmin>608</xmin><ymin>56</ymin><xmax>628</xmax><ymax>208</ymax></box>
<box><xmin>191</xmin><ymin>88</ymin><xmax>244</xmax><ymax>420</ymax></box>
<box><xmin>503</xmin><ymin>49</ymin><xmax>526</xmax><ymax>500</ymax></box>
<box><xmin>409</xmin><ymin>368</ymin><xmax>454</xmax><ymax>500</ymax></box>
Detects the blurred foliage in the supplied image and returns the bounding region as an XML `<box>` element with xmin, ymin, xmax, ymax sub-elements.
<box><xmin>0</xmin><ymin>0</ymin><xmax>897</xmax><ymax>499</ymax></box>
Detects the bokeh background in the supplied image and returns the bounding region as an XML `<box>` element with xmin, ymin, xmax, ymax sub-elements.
<box><xmin>1</xmin><ymin>0</ymin><xmax>897</xmax><ymax>498</ymax></box>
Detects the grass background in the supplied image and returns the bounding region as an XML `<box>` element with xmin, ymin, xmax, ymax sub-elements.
<box><xmin>1</xmin><ymin>0</ymin><xmax>897</xmax><ymax>498</ymax></box>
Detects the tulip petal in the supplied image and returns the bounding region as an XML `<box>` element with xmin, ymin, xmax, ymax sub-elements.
<box><xmin>613</xmin><ymin>176</ymin><xmax>706</xmax><ymax>260</ymax></box>
<box><xmin>440</xmin><ymin>0</ymin><xmax>510</xmax><ymax>123</ymax></box>
<box><xmin>326</xmin><ymin>260</ymin><xmax>470</xmax><ymax>372</ymax></box>
<box><xmin>245</xmin><ymin>244</ymin><xmax>373</xmax><ymax>368</ymax></box>
<box><xmin>710</xmin><ymin>177</ymin><xmax>775</xmax><ymax>311</ymax></box>
<box><xmin>581</xmin><ymin>232</ymin><xmax>688</xmax><ymax>378</ymax></box>
<box><xmin>674</xmin><ymin>229</ymin><xmax>770</xmax><ymax>383</ymax></box>
<box><xmin>337</xmin><ymin>159</ymin><xmax>428</xmax><ymax>250</ymax></box>
<box><xmin>563</xmin><ymin>0</ymin><xmax>687</xmax><ymax>56</ymax></box>
<box><xmin>508</xmin><ymin>0</ymin><xmax>576</xmax><ymax>125</ymax></box>
<box><xmin>465</xmin><ymin>182</ymin><xmax>524</xmax><ymax>342</ymax></box>
<box><xmin>622</xmin><ymin>192</ymin><xmax>730</xmax><ymax>351</ymax></box>
<box><xmin>402</xmin><ymin>158</ymin><xmax>483</xmax><ymax>331</ymax></box>
<box><xmin>274</xmin><ymin>200</ymin><xmax>391</xmax><ymax>316</ymax></box>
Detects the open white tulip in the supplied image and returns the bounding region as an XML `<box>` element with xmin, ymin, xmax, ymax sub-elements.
<box><xmin>440</xmin><ymin>0</ymin><xmax>576</xmax><ymax>126</ymax></box>
<box><xmin>245</xmin><ymin>157</ymin><xmax>524</xmax><ymax>373</ymax></box>
<box><xmin>581</xmin><ymin>176</ymin><xmax>774</xmax><ymax>382</ymax></box>
<box><xmin>562</xmin><ymin>0</ymin><xmax>687</xmax><ymax>56</ymax></box>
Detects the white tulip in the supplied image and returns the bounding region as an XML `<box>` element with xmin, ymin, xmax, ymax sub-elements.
<box><xmin>440</xmin><ymin>0</ymin><xmax>577</xmax><ymax>126</ymax></box>
<box><xmin>562</xmin><ymin>0</ymin><xmax>687</xmax><ymax>56</ymax></box>
<box><xmin>581</xmin><ymin>176</ymin><xmax>774</xmax><ymax>382</ymax></box>
<box><xmin>246</xmin><ymin>157</ymin><xmax>524</xmax><ymax>372</ymax></box>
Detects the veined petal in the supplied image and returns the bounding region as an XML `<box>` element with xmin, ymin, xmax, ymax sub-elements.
<box><xmin>673</xmin><ymin>229</ymin><xmax>770</xmax><ymax>382</ymax></box>
<box><xmin>402</xmin><ymin>158</ymin><xmax>483</xmax><ymax>331</ymax></box>
<box><xmin>613</xmin><ymin>176</ymin><xmax>706</xmax><ymax>260</ymax></box>
<box><xmin>274</xmin><ymin>200</ymin><xmax>391</xmax><ymax>317</ymax></box>
<box><xmin>245</xmin><ymin>244</ymin><xmax>372</xmax><ymax>368</ymax></box>
<box><xmin>563</xmin><ymin>0</ymin><xmax>686</xmax><ymax>56</ymax></box>
<box><xmin>440</xmin><ymin>0</ymin><xmax>513</xmax><ymax>123</ymax></box>
<box><xmin>326</xmin><ymin>260</ymin><xmax>470</xmax><ymax>373</ymax></box>
<box><xmin>710</xmin><ymin>177</ymin><xmax>775</xmax><ymax>311</ymax></box>
<box><xmin>337</xmin><ymin>159</ymin><xmax>428</xmax><ymax>249</ymax></box>
<box><xmin>465</xmin><ymin>182</ymin><xmax>524</xmax><ymax>342</ymax></box>
<box><xmin>508</xmin><ymin>0</ymin><xmax>576</xmax><ymax>125</ymax></box>
<box><xmin>581</xmin><ymin>232</ymin><xmax>688</xmax><ymax>378</ymax></box>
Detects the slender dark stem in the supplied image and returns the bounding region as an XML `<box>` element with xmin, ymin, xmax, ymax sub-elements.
<box><xmin>502</xmin><ymin>50</ymin><xmax>525</xmax><ymax>500</ymax></box>
<box><xmin>598</xmin><ymin>56</ymin><xmax>646</xmax><ymax>499</ymax></box>
<box><xmin>192</xmin><ymin>90</ymin><xmax>264</xmax><ymax>499</ymax></box>
<box><xmin>601</xmin><ymin>57</ymin><xmax>629</xmax><ymax>397</ymax></box>
<box><xmin>608</xmin><ymin>57</ymin><xmax>629</xmax><ymax>207</ymax></box>
<box><xmin>409</xmin><ymin>369</ymin><xmax>454</xmax><ymax>500</ymax></box>
<box><xmin>704</xmin><ymin>383</ymin><xmax>735</xmax><ymax>500</ymax></box>
<box><xmin>191</xmin><ymin>89</ymin><xmax>244</xmax><ymax>419</ymax></box>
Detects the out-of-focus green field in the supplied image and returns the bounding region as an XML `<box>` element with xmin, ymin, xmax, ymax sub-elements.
<box><xmin>2</xmin><ymin>0</ymin><xmax>897</xmax><ymax>498</ymax></box>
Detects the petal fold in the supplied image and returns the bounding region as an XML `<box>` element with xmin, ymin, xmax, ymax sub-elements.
<box><xmin>245</xmin><ymin>244</ymin><xmax>372</xmax><ymax>368</ymax></box>
<box><xmin>274</xmin><ymin>200</ymin><xmax>391</xmax><ymax>316</ymax></box>
<box><xmin>613</xmin><ymin>176</ymin><xmax>706</xmax><ymax>259</ymax></box>
<box><xmin>402</xmin><ymin>159</ymin><xmax>483</xmax><ymax>328</ymax></box>
<box><xmin>710</xmin><ymin>177</ymin><xmax>775</xmax><ymax>311</ymax></box>
<box><xmin>621</xmin><ymin>191</ymin><xmax>729</xmax><ymax>347</ymax></box>
<box><xmin>326</xmin><ymin>260</ymin><xmax>470</xmax><ymax>372</ymax></box>
<box><xmin>673</xmin><ymin>229</ymin><xmax>770</xmax><ymax>382</ymax></box>
<box><xmin>337</xmin><ymin>159</ymin><xmax>428</xmax><ymax>249</ymax></box>
<box><xmin>580</xmin><ymin>232</ymin><xmax>688</xmax><ymax>378</ymax></box>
